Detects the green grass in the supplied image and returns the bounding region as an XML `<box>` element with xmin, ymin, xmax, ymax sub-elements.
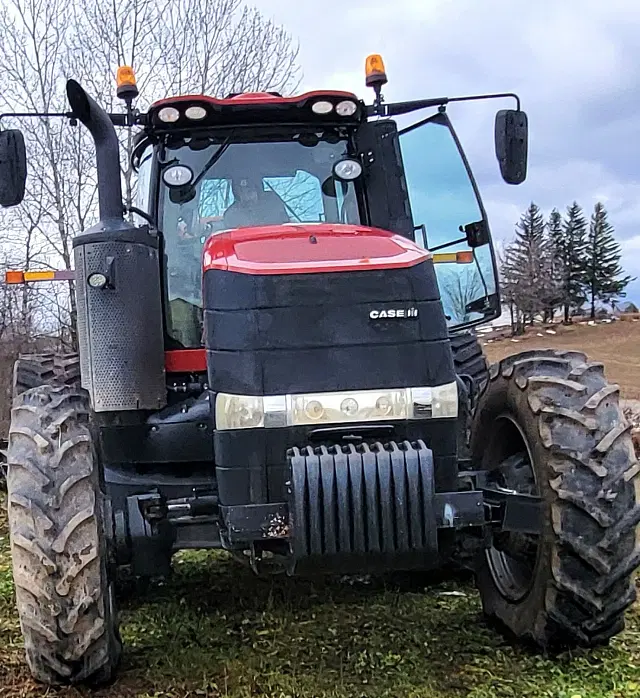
<box><xmin>0</xmin><ymin>496</ymin><xmax>638</xmax><ymax>698</ymax></box>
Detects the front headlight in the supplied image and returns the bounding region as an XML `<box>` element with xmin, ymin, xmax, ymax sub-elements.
<box><xmin>215</xmin><ymin>382</ymin><xmax>458</xmax><ymax>430</ymax></box>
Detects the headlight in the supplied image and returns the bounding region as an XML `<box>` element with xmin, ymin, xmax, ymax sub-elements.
<box><xmin>336</xmin><ymin>100</ymin><xmax>358</xmax><ymax>117</ymax></box>
<box><xmin>158</xmin><ymin>106</ymin><xmax>180</xmax><ymax>123</ymax></box>
<box><xmin>215</xmin><ymin>383</ymin><xmax>458</xmax><ymax>430</ymax></box>
<box><xmin>333</xmin><ymin>158</ymin><xmax>363</xmax><ymax>181</ymax></box>
<box><xmin>162</xmin><ymin>165</ymin><xmax>194</xmax><ymax>187</ymax></box>
<box><xmin>311</xmin><ymin>100</ymin><xmax>334</xmax><ymax>114</ymax></box>
<box><xmin>185</xmin><ymin>105</ymin><xmax>207</xmax><ymax>120</ymax></box>
<box><xmin>87</xmin><ymin>272</ymin><xmax>108</xmax><ymax>289</ymax></box>
<box><xmin>215</xmin><ymin>394</ymin><xmax>266</xmax><ymax>430</ymax></box>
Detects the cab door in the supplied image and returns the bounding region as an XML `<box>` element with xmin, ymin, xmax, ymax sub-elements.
<box><xmin>397</xmin><ymin>111</ymin><xmax>500</xmax><ymax>330</ymax></box>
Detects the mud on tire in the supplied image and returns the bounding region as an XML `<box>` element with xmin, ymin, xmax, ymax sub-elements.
<box><xmin>472</xmin><ymin>349</ymin><xmax>640</xmax><ymax>648</ymax></box>
<box><xmin>6</xmin><ymin>382</ymin><xmax>120</xmax><ymax>684</ymax></box>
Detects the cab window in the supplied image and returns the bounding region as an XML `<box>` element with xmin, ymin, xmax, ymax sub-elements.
<box><xmin>398</xmin><ymin>112</ymin><xmax>498</xmax><ymax>329</ymax></box>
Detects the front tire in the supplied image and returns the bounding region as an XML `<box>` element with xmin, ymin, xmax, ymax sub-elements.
<box><xmin>7</xmin><ymin>379</ymin><xmax>120</xmax><ymax>684</ymax></box>
<box><xmin>472</xmin><ymin>349</ymin><xmax>640</xmax><ymax>648</ymax></box>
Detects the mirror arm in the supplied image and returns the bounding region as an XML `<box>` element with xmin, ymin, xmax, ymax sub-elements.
<box><xmin>0</xmin><ymin>111</ymin><xmax>75</xmax><ymax>123</ymax></box>
<box><xmin>367</xmin><ymin>92</ymin><xmax>521</xmax><ymax>118</ymax></box>
<box><xmin>0</xmin><ymin>110</ymin><xmax>147</xmax><ymax>128</ymax></box>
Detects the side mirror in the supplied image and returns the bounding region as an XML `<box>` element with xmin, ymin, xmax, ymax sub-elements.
<box><xmin>0</xmin><ymin>129</ymin><xmax>27</xmax><ymax>207</ymax></box>
<box><xmin>494</xmin><ymin>109</ymin><xmax>528</xmax><ymax>185</ymax></box>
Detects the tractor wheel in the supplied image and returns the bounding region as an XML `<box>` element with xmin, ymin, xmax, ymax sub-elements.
<box><xmin>13</xmin><ymin>352</ymin><xmax>81</xmax><ymax>398</ymax></box>
<box><xmin>6</xmin><ymin>380</ymin><xmax>121</xmax><ymax>684</ymax></box>
<box><xmin>450</xmin><ymin>330</ymin><xmax>488</xmax><ymax>461</ymax></box>
<box><xmin>450</xmin><ymin>330</ymin><xmax>489</xmax><ymax>394</ymax></box>
<box><xmin>472</xmin><ymin>349</ymin><xmax>640</xmax><ymax>649</ymax></box>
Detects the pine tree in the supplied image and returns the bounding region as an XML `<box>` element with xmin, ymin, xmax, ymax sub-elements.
<box><xmin>585</xmin><ymin>202</ymin><xmax>633</xmax><ymax>318</ymax></box>
<box><xmin>501</xmin><ymin>202</ymin><xmax>552</xmax><ymax>333</ymax></box>
<box><xmin>558</xmin><ymin>202</ymin><xmax>588</xmax><ymax>323</ymax></box>
<box><xmin>547</xmin><ymin>208</ymin><xmax>563</xmax><ymax>252</ymax></box>
<box><xmin>543</xmin><ymin>208</ymin><xmax>564</xmax><ymax>321</ymax></box>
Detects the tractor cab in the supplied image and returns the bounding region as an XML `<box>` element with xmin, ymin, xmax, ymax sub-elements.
<box><xmin>130</xmin><ymin>64</ymin><xmax>522</xmax><ymax>354</ymax></box>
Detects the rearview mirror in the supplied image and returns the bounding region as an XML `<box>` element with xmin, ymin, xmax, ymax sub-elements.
<box><xmin>494</xmin><ymin>109</ymin><xmax>528</xmax><ymax>185</ymax></box>
<box><xmin>0</xmin><ymin>129</ymin><xmax>27</xmax><ymax>207</ymax></box>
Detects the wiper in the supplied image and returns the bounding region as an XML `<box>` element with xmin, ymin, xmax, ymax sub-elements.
<box><xmin>169</xmin><ymin>136</ymin><xmax>232</xmax><ymax>205</ymax></box>
<box><xmin>192</xmin><ymin>136</ymin><xmax>232</xmax><ymax>187</ymax></box>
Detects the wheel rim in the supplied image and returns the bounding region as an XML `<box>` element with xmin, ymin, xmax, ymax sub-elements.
<box><xmin>484</xmin><ymin>415</ymin><xmax>541</xmax><ymax>602</ymax></box>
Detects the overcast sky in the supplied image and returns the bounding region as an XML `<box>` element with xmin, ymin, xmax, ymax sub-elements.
<box><xmin>265</xmin><ymin>0</ymin><xmax>640</xmax><ymax>303</ymax></box>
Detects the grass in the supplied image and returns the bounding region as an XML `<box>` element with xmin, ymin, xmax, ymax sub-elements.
<box><xmin>2</xmin><ymin>326</ymin><xmax>640</xmax><ymax>697</ymax></box>
<box><xmin>0</xmin><ymin>497</ymin><xmax>639</xmax><ymax>698</ymax></box>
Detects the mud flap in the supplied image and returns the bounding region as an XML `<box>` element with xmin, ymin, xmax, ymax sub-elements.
<box><xmin>288</xmin><ymin>440</ymin><xmax>439</xmax><ymax>573</ymax></box>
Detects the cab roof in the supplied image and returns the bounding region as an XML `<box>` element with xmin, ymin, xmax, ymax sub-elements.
<box><xmin>146</xmin><ymin>90</ymin><xmax>365</xmax><ymax>131</ymax></box>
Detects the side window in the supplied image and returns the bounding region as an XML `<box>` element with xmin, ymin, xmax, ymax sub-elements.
<box><xmin>133</xmin><ymin>146</ymin><xmax>152</xmax><ymax>225</ymax></box>
<box><xmin>399</xmin><ymin>113</ymin><xmax>498</xmax><ymax>329</ymax></box>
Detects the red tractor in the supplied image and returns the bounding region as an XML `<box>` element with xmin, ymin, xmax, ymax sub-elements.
<box><xmin>0</xmin><ymin>56</ymin><xmax>638</xmax><ymax>685</ymax></box>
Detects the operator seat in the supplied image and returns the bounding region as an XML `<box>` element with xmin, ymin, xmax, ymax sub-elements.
<box><xmin>223</xmin><ymin>183</ymin><xmax>290</xmax><ymax>230</ymax></box>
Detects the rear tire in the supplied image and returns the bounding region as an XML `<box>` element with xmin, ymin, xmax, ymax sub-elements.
<box><xmin>13</xmin><ymin>352</ymin><xmax>80</xmax><ymax>398</ymax></box>
<box><xmin>472</xmin><ymin>349</ymin><xmax>640</xmax><ymax>649</ymax></box>
<box><xmin>7</xmin><ymin>357</ymin><xmax>120</xmax><ymax>684</ymax></box>
<box><xmin>450</xmin><ymin>330</ymin><xmax>488</xmax><ymax>461</ymax></box>
<box><xmin>450</xmin><ymin>330</ymin><xmax>488</xmax><ymax>394</ymax></box>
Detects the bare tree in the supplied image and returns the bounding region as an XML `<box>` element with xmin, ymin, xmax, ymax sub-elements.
<box><xmin>0</xmin><ymin>0</ymin><xmax>300</xmax><ymax>438</ymax></box>
<box><xmin>0</xmin><ymin>0</ymin><xmax>300</xmax><ymax>354</ymax></box>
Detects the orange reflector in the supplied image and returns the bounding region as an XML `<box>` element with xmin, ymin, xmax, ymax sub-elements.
<box><xmin>116</xmin><ymin>65</ymin><xmax>137</xmax><ymax>88</ymax></box>
<box><xmin>5</xmin><ymin>270</ymin><xmax>24</xmax><ymax>284</ymax></box>
<box><xmin>365</xmin><ymin>54</ymin><xmax>388</xmax><ymax>87</ymax></box>
<box><xmin>4</xmin><ymin>269</ymin><xmax>75</xmax><ymax>284</ymax></box>
<box><xmin>24</xmin><ymin>270</ymin><xmax>56</xmax><ymax>282</ymax></box>
<box><xmin>432</xmin><ymin>251</ymin><xmax>474</xmax><ymax>264</ymax></box>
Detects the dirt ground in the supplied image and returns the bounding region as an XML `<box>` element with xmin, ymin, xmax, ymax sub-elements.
<box><xmin>482</xmin><ymin>317</ymin><xmax>640</xmax><ymax>399</ymax></box>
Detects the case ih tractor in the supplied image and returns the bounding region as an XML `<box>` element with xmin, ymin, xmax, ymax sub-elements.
<box><xmin>0</xmin><ymin>56</ymin><xmax>638</xmax><ymax>685</ymax></box>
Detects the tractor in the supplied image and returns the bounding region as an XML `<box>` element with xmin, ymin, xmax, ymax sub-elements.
<box><xmin>0</xmin><ymin>55</ymin><xmax>638</xmax><ymax>685</ymax></box>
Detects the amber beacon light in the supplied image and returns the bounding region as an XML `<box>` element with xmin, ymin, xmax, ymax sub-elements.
<box><xmin>116</xmin><ymin>65</ymin><xmax>139</xmax><ymax>101</ymax></box>
<box><xmin>365</xmin><ymin>54</ymin><xmax>388</xmax><ymax>88</ymax></box>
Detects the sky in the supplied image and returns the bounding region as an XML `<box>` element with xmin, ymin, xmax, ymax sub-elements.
<box><xmin>264</xmin><ymin>0</ymin><xmax>640</xmax><ymax>305</ymax></box>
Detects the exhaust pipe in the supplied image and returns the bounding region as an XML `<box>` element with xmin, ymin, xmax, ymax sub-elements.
<box><xmin>66</xmin><ymin>79</ymin><xmax>123</xmax><ymax>221</ymax></box>
<box><xmin>67</xmin><ymin>79</ymin><xmax>166</xmax><ymax>413</ymax></box>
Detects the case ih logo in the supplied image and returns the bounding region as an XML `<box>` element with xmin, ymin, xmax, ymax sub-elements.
<box><xmin>369</xmin><ymin>308</ymin><xmax>419</xmax><ymax>320</ymax></box>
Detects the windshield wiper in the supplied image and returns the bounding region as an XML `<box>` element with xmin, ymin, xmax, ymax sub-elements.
<box><xmin>192</xmin><ymin>136</ymin><xmax>232</xmax><ymax>187</ymax></box>
<box><xmin>169</xmin><ymin>136</ymin><xmax>232</xmax><ymax>205</ymax></box>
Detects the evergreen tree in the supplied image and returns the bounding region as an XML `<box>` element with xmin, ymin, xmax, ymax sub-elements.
<box><xmin>543</xmin><ymin>208</ymin><xmax>564</xmax><ymax>321</ymax></box>
<box><xmin>517</xmin><ymin>200</ymin><xmax>546</xmax><ymax>243</ymax></box>
<box><xmin>547</xmin><ymin>208</ymin><xmax>563</xmax><ymax>251</ymax></box>
<box><xmin>558</xmin><ymin>202</ymin><xmax>588</xmax><ymax>323</ymax></box>
<box><xmin>585</xmin><ymin>202</ymin><xmax>632</xmax><ymax>318</ymax></box>
<box><xmin>501</xmin><ymin>202</ymin><xmax>554</xmax><ymax>333</ymax></box>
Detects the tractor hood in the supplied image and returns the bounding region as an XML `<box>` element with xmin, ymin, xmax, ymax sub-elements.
<box><xmin>202</xmin><ymin>223</ymin><xmax>431</xmax><ymax>276</ymax></box>
<box><xmin>202</xmin><ymin>222</ymin><xmax>455</xmax><ymax>397</ymax></box>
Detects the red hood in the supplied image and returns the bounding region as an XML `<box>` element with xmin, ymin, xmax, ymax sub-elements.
<box><xmin>202</xmin><ymin>223</ymin><xmax>431</xmax><ymax>275</ymax></box>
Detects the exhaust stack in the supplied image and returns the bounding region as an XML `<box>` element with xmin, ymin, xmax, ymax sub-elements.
<box><xmin>68</xmin><ymin>79</ymin><xmax>166</xmax><ymax>413</ymax></box>
<box><xmin>66</xmin><ymin>79</ymin><xmax>123</xmax><ymax>221</ymax></box>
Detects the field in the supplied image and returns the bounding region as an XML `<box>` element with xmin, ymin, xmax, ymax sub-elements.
<box><xmin>0</xmin><ymin>322</ymin><xmax>639</xmax><ymax>698</ymax></box>
<box><xmin>482</xmin><ymin>317</ymin><xmax>640</xmax><ymax>400</ymax></box>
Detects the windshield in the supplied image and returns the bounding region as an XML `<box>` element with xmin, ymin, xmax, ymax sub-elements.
<box><xmin>159</xmin><ymin>133</ymin><xmax>361</xmax><ymax>348</ymax></box>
